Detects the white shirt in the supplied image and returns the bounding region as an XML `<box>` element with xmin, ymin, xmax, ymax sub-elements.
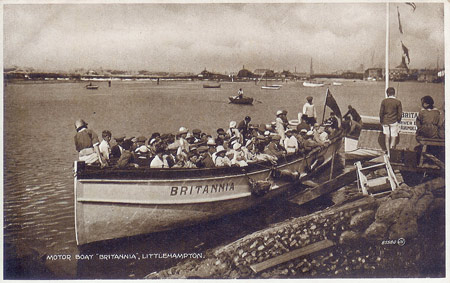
<box><xmin>303</xmin><ymin>103</ymin><xmax>317</xmax><ymax>118</ymax></box>
<box><xmin>284</xmin><ymin>136</ymin><xmax>298</xmax><ymax>153</ymax></box>
<box><xmin>99</xmin><ymin>140</ymin><xmax>110</xmax><ymax>160</ymax></box>
<box><xmin>150</xmin><ymin>155</ymin><xmax>169</xmax><ymax>168</ymax></box>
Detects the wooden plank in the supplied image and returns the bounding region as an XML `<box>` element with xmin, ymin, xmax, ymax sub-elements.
<box><xmin>423</xmin><ymin>153</ymin><xmax>445</xmax><ymax>169</ymax></box>
<box><xmin>289</xmin><ymin>168</ymin><xmax>357</xmax><ymax>206</ymax></box>
<box><xmin>250</xmin><ymin>239</ymin><xmax>335</xmax><ymax>274</ymax></box>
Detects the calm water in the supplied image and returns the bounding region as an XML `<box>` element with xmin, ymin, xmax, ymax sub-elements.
<box><xmin>3</xmin><ymin>79</ymin><xmax>444</xmax><ymax>279</ymax></box>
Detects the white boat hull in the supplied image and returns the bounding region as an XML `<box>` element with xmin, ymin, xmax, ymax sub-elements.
<box><xmin>303</xmin><ymin>82</ymin><xmax>324</xmax><ymax>87</ymax></box>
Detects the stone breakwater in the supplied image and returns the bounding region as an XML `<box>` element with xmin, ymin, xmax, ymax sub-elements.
<box><xmin>145</xmin><ymin>177</ymin><xmax>445</xmax><ymax>279</ymax></box>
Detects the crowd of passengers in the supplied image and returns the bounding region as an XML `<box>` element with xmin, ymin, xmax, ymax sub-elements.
<box><xmin>74</xmin><ymin>109</ymin><xmax>342</xmax><ymax>169</ymax></box>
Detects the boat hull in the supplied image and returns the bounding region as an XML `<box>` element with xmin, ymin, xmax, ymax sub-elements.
<box><xmin>74</xmin><ymin>136</ymin><xmax>342</xmax><ymax>245</ymax></box>
<box><xmin>261</xmin><ymin>85</ymin><xmax>281</xmax><ymax>90</ymax></box>
<box><xmin>303</xmin><ymin>82</ymin><xmax>324</xmax><ymax>87</ymax></box>
<box><xmin>228</xmin><ymin>96</ymin><xmax>253</xmax><ymax>105</ymax></box>
<box><xmin>203</xmin><ymin>84</ymin><xmax>221</xmax><ymax>88</ymax></box>
<box><xmin>86</xmin><ymin>85</ymin><xmax>99</xmax><ymax>90</ymax></box>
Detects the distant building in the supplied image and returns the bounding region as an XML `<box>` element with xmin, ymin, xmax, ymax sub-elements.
<box><xmin>237</xmin><ymin>65</ymin><xmax>254</xmax><ymax>78</ymax></box>
<box><xmin>365</xmin><ymin>68</ymin><xmax>383</xmax><ymax>81</ymax></box>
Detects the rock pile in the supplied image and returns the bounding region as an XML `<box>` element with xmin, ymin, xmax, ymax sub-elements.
<box><xmin>145</xmin><ymin>177</ymin><xmax>445</xmax><ymax>279</ymax></box>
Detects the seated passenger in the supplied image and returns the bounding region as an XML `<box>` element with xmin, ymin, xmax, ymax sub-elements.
<box><xmin>304</xmin><ymin>131</ymin><xmax>321</xmax><ymax>152</ymax></box>
<box><xmin>252</xmin><ymin>142</ymin><xmax>278</xmax><ymax>164</ymax></box>
<box><xmin>264</xmin><ymin>135</ymin><xmax>286</xmax><ymax>158</ymax></box>
<box><xmin>184</xmin><ymin>152</ymin><xmax>198</xmax><ymax>168</ymax></box>
<box><xmin>324</xmin><ymin>112</ymin><xmax>339</xmax><ymax>129</ymax></box>
<box><xmin>150</xmin><ymin>147</ymin><xmax>169</xmax><ymax>168</ymax></box>
<box><xmin>99</xmin><ymin>130</ymin><xmax>112</xmax><ymax>164</ymax></box>
<box><xmin>231</xmin><ymin>143</ymin><xmax>248</xmax><ymax>167</ymax></box>
<box><xmin>416</xmin><ymin>95</ymin><xmax>443</xmax><ymax>139</ymax></box>
<box><xmin>74</xmin><ymin>119</ymin><xmax>105</xmax><ymax>167</ymax></box>
<box><xmin>115</xmin><ymin>139</ymin><xmax>138</xmax><ymax>169</ymax></box>
<box><xmin>296</xmin><ymin>114</ymin><xmax>311</xmax><ymax>133</ymax></box>
<box><xmin>110</xmin><ymin>134</ymin><xmax>125</xmax><ymax>159</ymax></box>
<box><xmin>214</xmin><ymin>146</ymin><xmax>232</xmax><ymax>167</ymax></box>
<box><xmin>135</xmin><ymin>144</ymin><xmax>151</xmax><ymax>167</ymax></box>
<box><xmin>283</xmin><ymin>129</ymin><xmax>298</xmax><ymax>154</ymax></box>
<box><xmin>227</xmin><ymin>121</ymin><xmax>243</xmax><ymax>144</ymax></box>
<box><xmin>195</xmin><ymin>146</ymin><xmax>215</xmax><ymax>168</ymax></box>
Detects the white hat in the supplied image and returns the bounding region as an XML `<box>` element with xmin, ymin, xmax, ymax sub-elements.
<box><xmin>216</xmin><ymin>145</ymin><xmax>226</xmax><ymax>153</ymax></box>
<box><xmin>179</xmin><ymin>127</ymin><xmax>188</xmax><ymax>134</ymax></box>
<box><xmin>264</xmin><ymin>130</ymin><xmax>270</xmax><ymax>136</ymax></box>
<box><xmin>207</xmin><ymin>138</ymin><xmax>216</xmax><ymax>146</ymax></box>
<box><xmin>233</xmin><ymin>143</ymin><xmax>242</xmax><ymax>150</ymax></box>
<box><xmin>300</xmin><ymin>129</ymin><xmax>308</xmax><ymax>133</ymax></box>
<box><xmin>229</xmin><ymin>121</ymin><xmax>237</xmax><ymax>128</ymax></box>
<box><xmin>136</xmin><ymin>145</ymin><xmax>149</xmax><ymax>153</ymax></box>
<box><xmin>276</xmin><ymin>110</ymin><xmax>283</xmax><ymax>116</ymax></box>
<box><xmin>306</xmin><ymin>130</ymin><xmax>314</xmax><ymax>136</ymax></box>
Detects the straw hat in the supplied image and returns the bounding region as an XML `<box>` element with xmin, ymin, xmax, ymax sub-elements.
<box><xmin>179</xmin><ymin>127</ymin><xmax>188</xmax><ymax>134</ymax></box>
<box><xmin>276</xmin><ymin>110</ymin><xmax>283</xmax><ymax>116</ymax></box>
<box><xmin>233</xmin><ymin>143</ymin><xmax>242</xmax><ymax>151</ymax></box>
<box><xmin>216</xmin><ymin>145</ymin><xmax>226</xmax><ymax>153</ymax></box>
<box><xmin>229</xmin><ymin>121</ymin><xmax>237</xmax><ymax>128</ymax></box>
<box><xmin>207</xmin><ymin>138</ymin><xmax>216</xmax><ymax>146</ymax></box>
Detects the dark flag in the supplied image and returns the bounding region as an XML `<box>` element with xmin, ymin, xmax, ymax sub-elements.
<box><xmin>406</xmin><ymin>2</ymin><xmax>416</xmax><ymax>12</ymax></box>
<box><xmin>397</xmin><ymin>7</ymin><xmax>403</xmax><ymax>34</ymax></box>
<box><xmin>401</xmin><ymin>41</ymin><xmax>410</xmax><ymax>64</ymax></box>
<box><xmin>325</xmin><ymin>89</ymin><xmax>342</xmax><ymax>119</ymax></box>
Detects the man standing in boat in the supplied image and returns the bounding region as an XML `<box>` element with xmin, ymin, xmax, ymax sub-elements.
<box><xmin>379</xmin><ymin>87</ymin><xmax>402</xmax><ymax>157</ymax></box>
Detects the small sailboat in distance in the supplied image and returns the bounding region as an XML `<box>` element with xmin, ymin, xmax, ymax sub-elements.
<box><xmin>303</xmin><ymin>58</ymin><xmax>324</xmax><ymax>87</ymax></box>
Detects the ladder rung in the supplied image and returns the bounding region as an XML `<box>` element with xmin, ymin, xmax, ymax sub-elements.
<box><xmin>359</xmin><ymin>163</ymin><xmax>386</xmax><ymax>171</ymax></box>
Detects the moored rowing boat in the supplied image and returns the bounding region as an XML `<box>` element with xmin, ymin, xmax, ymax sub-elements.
<box><xmin>74</xmin><ymin>133</ymin><xmax>343</xmax><ymax>245</ymax></box>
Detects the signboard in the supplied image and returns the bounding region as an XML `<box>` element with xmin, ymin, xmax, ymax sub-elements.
<box><xmin>399</xmin><ymin>112</ymin><xmax>418</xmax><ymax>133</ymax></box>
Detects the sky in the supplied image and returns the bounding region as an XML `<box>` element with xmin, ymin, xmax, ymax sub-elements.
<box><xmin>3</xmin><ymin>1</ymin><xmax>445</xmax><ymax>74</ymax></box>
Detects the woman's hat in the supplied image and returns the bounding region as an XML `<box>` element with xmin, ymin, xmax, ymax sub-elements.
<box><xmin>179</xmin><ymin>127</ymin><xmax>188</xmax><ymax>134</ymax></box>
<box><xmin>229</xmin><ymin>121</ymin><xmax>237</xmax><ymax>128</ymax></box>
<box><xmin>75</xmin><ymin>119</ymin><xmax>88</xmax><ymax>129</ymax></box>
<box><xmin>207</xmin><ymin>138</ymin><xmax>216</xmax><ymax>146</ymax></box>
<box><xmin>216</xmin><ymin>145</ymin><xmax>226</xmax><ymax>153</ymax></box>
<box><xmin>233</xmin><ymin>143</ymin><xmax>242</xmax><ymax>151</ymax></box>
<box><xmin>276</xmin><ymin>110</ymin><xmax>283</xmax><ymax>116</ymax></box>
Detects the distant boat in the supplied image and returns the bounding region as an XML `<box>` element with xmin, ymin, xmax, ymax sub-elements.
<box><xmin>303</xmin><ymin>81</ymin><xmax>324</xmax><ymax>87</ymax></box>
<box><xmin>303</xmin><ymin>58</ymin><xmax>324</xmax><ymax>87</ymax></box>
<box><xmin>261</xmin><ymin>85</ymin><xmax>281</xmax><ymax>90</ymax></box>
<box><xmin>332</xmin><ymin>82</ymin><xmax>343</xmax><ymax>86</ymax></box>
<box><xmin>203</xmin><ymin>84</ymin><xmax>221</xmax><ymax>88</ymax></box>
<box><xmin>86</xmin><ymin>84</ymin><xmax>99</xmax><ymax>90</ymax></box>
<box><xmin>258</xmin><ymin>71</ymin><xmax>282</xmax><ymax>90</ymax></box>
<box><xmin>228</xmin><ymin>96</ymin><xmax>254</xmax><ymax>105</ymax></box>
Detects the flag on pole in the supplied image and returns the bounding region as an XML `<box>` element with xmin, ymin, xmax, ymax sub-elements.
<box><xmin>406</xmin><ymin>2</ymin><xmax>416</xmax><ymax>12</ymax></box>
<box><xmin>401</xmin><ymin>41</ymin><xmax>410</xmax><ymax>64</ymax></box>
<box><xmin>397</xmin><ymin>7</ymin><xmax>403</xmax><ymax>34</ymax></box>
<box><xmin>325</xmin><ymin>89</ymin><xmax>342</xmax><ymax>119</ymax></box>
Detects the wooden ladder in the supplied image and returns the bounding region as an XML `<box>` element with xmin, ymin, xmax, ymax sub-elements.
<box><xmin>355</xmin><ymin>155</ymin><xmax>399</xmax><ymax>196</ymax></box>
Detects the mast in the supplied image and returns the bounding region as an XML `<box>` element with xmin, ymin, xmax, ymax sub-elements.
<box><xmin>385</xmin><ymin>2</ymin><xmax>389</xmax><ymax>97</ymax></box>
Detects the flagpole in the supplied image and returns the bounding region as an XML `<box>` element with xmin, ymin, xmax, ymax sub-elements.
<box><xmin>322</xmin><ymin>88</ymin><xmax>328</xmax><ymax>124</ymax></box>
<box><xmin>385</xmin><ymin>2</ymin><xmax>389</xmax><ymax>97</ymax></box>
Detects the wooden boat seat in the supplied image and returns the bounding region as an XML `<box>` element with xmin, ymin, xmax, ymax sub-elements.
<box><xmin>416</xmin><ymin>137</ymin><xmax>445</xmax><ymax>167</ymax></box>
